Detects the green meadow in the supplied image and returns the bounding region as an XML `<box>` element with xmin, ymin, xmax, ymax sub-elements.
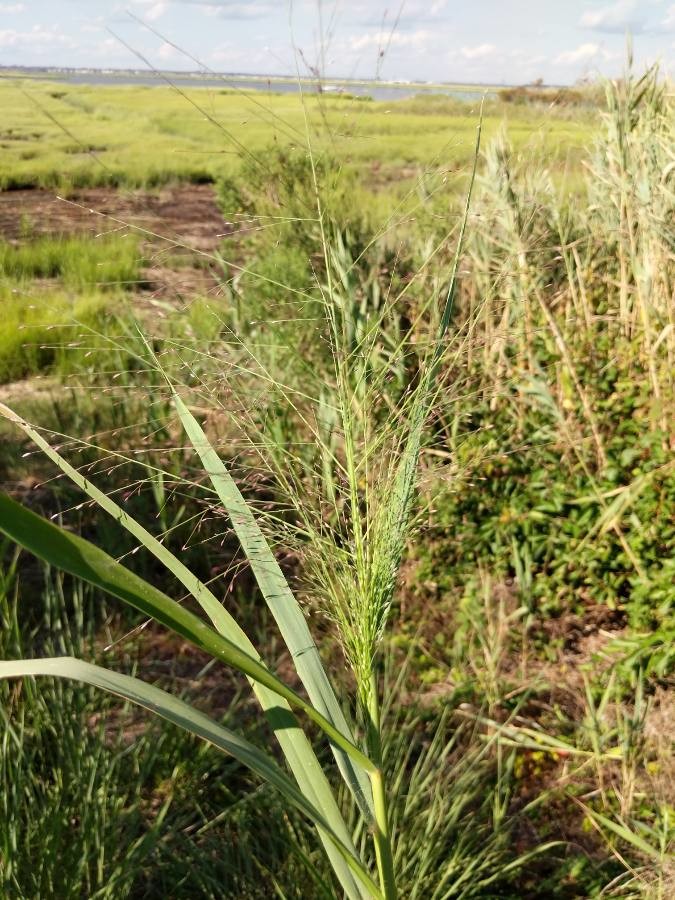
<box><xmin>0</xmin><ymin>78</ymin><xmax>593</xmax><ymax>189</ymax></box>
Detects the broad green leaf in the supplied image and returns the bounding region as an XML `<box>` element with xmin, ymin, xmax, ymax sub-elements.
<box><xmin>0</xmin><ymin>656</ymin><xmax>382</xmax><ymax>900</ymax></box>
<box><xmin>0</xmin><ymin>490</ymin><xmax>375</xmax><ymax>900</ymax></box>
<box><xmin>0</xmin><ymin>492</ymin><xmax>375</xmax><ymax>776</ymax></box>
<box><xmin>0</xmin><ymin>404</ymin><xmax>372</xmax><ymax>898</ymax></box>
<box><xmin>172</xmin><ymin>391</ymin><xmax>374</xmax><ymax>819</ymax></box>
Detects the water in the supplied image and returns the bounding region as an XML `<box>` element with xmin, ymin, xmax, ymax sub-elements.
<box><xmin>38</xmin><ymin>70</ymin><xmax>493</xmax><ymax>102</ymax></box>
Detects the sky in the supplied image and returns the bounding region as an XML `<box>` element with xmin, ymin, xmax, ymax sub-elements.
<box><xmin>0</xmin><ymin>1</ymin><xmax>674</xmax><ymax>85</ymax></box>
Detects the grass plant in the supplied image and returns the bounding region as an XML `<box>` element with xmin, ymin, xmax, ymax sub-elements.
<box><xmin>0</xmin><ymin>233</ymin><xmax>141</xmax><ymax>382</ymax></box>
<box><xmin>0</xmin><ymin>131</ymin><xmax>480</xmax><ymax>893</ymax></box>
<box><xmin>0</xmin><ymin>51</ymin><xmax>672</xmax><ymax>900</ymax></box>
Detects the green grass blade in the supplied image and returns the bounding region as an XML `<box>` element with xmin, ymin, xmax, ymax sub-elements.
<box><xmin>0</xmin><ymin>403</ymin><xmax>372</xmax><ymax>898</ymax></box>
<box><xmin>0</xmin><ymin>401</ymin><xmax>237</xmax><ymax>636</ymax></box>
<box><xmin>0</xmin><ymin>492</ymin><xmax>374</xmax><ymax>776</ymax></box>
<box><xmin>172</xmin><ymin>391</ymin><xmax>374</xmax><ymax>819</ymax></box>
<box><xmin>583</xmin><ymin>808</ymin><xmax>663</xmax><ymax>861</ymax></box>
<box><xmin>0</xmin><ymin>657</ymin><xmax>382</xmax><ymax>900</ymax></box>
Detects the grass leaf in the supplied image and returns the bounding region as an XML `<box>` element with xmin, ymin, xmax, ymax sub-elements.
<box><xmin>0</xmin><ymin>405</ymin><xmax>373</xmax><ymax>898</ymax></box>
<box><xmin>0</xmin><ymin>492</ymin><xmax>374</xmax><ymax>774</ymax></box>
<box><xmin>0</xmin><ymin>656</ymin><xmax>382</xmax><ymax>900</ymax></box>
<box><xmin>171</xmin><ymin>390</ymin><xmax>374</xmax><ymax>819</ymax></box>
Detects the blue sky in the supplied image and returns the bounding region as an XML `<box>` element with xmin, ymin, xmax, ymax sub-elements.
<box><xmin>0</xmin><ymin>1</ymin><xmax>674</xmax><ymax>84</ymax></box>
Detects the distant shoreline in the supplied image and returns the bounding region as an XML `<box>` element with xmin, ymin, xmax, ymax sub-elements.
<box><xmin>0</xmin><ymin>66</ymin><xmax>515</xmax><ymax>93</ymax></box>
<box><xmin>0</xmin><ymin>66</ymin><xmax>504</xmax><ymax>101</ymax></box>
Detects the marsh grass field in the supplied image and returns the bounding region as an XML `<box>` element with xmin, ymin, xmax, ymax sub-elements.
<box><xmin>0</xmin><ymin>63</ymin><xmax>673</xmax><ymax>900</ymax></box>
<box><xmin>0</xmin><ymin>78</ymin><xmax>592</xmax><ymax>188</ymax></box>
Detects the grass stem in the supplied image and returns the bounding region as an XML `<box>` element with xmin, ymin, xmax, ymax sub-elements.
<box><xmin>367</xmin><ymin>673</ymin><xmax>397</xmax><ymax>900</ymax></box>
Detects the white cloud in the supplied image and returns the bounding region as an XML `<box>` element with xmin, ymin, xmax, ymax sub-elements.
<box><xmin>146</xmin><ymin>2</ymin><xmax>169</xmax><ymax>20</ymax></box>
<box><xmin>157</xmin><ymin>40</ymin><xmax>179</xmax><ymax>59</ymax></box>
<box><xmin>210</xmin><ymin>42</ymin><xmax>264</xmax><ymax>64</ymax></box>
<box><xmin>663</xmin><ymin>4</ymin><xmax>675</xmax><ymax>30</ymax></box>
<box><xmin>175</xmin><ymin>1</ymin><xmax>276</xmax><ymax>19</ymax></box>
<box><xmin>130</xmin><ymin>0</ymin><xmax>169</xmax><ymax>20</ymax></box>
<box><xmin>555</xmin><ymin>42</ymin><xmax>615</xmax><ymax>64</ymax></box>
<box><xmin>0</xmin><ymin>3</ymin><xmax>26</xmax><ymax>12</ymax></box>
<box><xmin>97</xmin><ymin>37</ymin><xmax>119</xmax><ymax>54</ymax></box>
<box><xmin>393</xmin><ymin>0</ymin><xmax>447</xmax><ymax>16</ymax></box>
<box><xmin>335</xmin><ymin>0</ymin><xmax>450</xmax><ymax>30</ymax></box>
<box><xmin>195</xmin><ymin>3</ymin><xmax>222</xmax><ymax>16</ymax></box>
<box><xmin>580</xmin><ymin>1</ymin><xmax>647</xmax><ymax>34</ymax></box>
<box><xmin>460</xmin><ymin>43</ymin><xmax>496</xmax><ymax>60</ymax></box>
<box><xmin>0</xmin><ymin>24</ymin><xmax>77</xmax><ymax>49</ymax></box>
<box><xmin>350</xmin><ymin>29</ymin><xmax>434</xmax><ymax>52</ymax></box>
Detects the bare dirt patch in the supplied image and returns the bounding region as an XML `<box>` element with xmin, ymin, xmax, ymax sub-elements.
<box><xmin>0</xmin><ymin>184</ymin><xmax>229</xmax><ymax>303</ymax></box>
<box><xmin>0</xmin><ymin>185</ymin><xmax>224</xmax><ymax>249</ymax></box>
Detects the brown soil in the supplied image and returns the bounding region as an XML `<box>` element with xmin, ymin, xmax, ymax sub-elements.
<box><xmin>0</xmin><ymin>184</ymin><xmax>229</xmax><ymax>304</ymax></box>
<box><xmin>0</xmin><ymin>185</ymin><xmax>224</xmax><ymax>250</ymax></box>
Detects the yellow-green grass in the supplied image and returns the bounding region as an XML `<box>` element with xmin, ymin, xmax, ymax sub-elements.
<box><xmin>0</xmin><ymin>233</ymin><xmax>141</xmax><ymax>382</ymax></box>
<box><xmin>0</xmin><ymin>233</ymin><xmax>141</xmax><ymax>290</ymax></box>
<box><xmin>0</xmin><ymin>79</ymin><xmax>597</xmax><ymax>190</ymax></box>
<box><xmin>0</xmin><ymin>289</ymin><xmax>114</xmax><ymax>383</ymax></box>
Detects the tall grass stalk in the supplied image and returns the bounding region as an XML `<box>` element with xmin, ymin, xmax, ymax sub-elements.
<box><xmin>1</xmin><ymin>46</ymin><xmax>672</xmax><ymax>899</ymax></box>
<box><xmin>0</xmin><ymin>83</ymin><xmax>483</xmax><ymax>895</ymax></box>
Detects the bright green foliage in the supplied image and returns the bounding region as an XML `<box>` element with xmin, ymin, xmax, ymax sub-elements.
<box><xmin>0</xmin><ymin>234</ymin><xmax>140</xmax><ymax>290</ymax></box>
<box><xmin>412</xmin><ymin>395</ymin><xmax>674</xmax><ymax>625</ymax></box>
<box><xmin>0</xmin><ymin>233</ymin><xmax>141</xmax><ymax>382</ymax></box>
<box><xmin>407</xmin><ymin>64</ymin><xmax>674</xmax><ymax>665</ymax></box>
